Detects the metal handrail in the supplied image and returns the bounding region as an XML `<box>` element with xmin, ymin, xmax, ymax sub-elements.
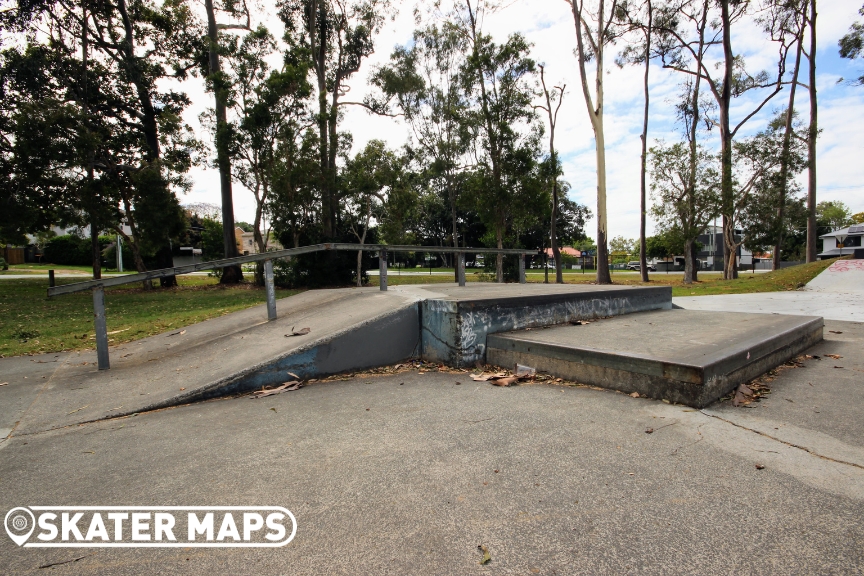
<box><xmin>50</xmin><ymin>242</ymin><xmax>538</xmax><ymax>370</ymax></box>
<box><xmin>47</xmin><ymin>243</ymin><xmax>535</xmax><ymax>296</ymax></box>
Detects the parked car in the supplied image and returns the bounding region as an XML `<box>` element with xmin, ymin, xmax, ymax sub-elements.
<box><xmin>627</xmin><ymin>260</ymin><xmax>657</xmax><ymax>271</ymax></box>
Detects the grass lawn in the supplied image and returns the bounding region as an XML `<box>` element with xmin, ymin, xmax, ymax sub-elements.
<box><xmin>0</xmin><ymin>275</ymin><xmax>301</xmax><ymax>357</ymax></box>
<box><xmin>0</xmin><ymin>263</ymin><xmax>127</xmax><ymax>275</ymax></box>
<box><xmin>386</xmin><ymin>258</ymin><xmax>838</xmax><ymax>297</ymax></box>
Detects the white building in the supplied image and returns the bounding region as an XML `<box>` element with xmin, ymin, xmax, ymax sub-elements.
<box><xmin>818</xmin><ymin>225</ymin><xmax>864</xmax><ymax>259</ymax></box>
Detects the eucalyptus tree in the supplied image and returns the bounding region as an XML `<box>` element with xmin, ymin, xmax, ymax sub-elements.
<box><xmin>564</xmin><ymin>0</ymin><xmax>633</xmax><ymax>285</ymax></box>
<box><xmin>764</xmin><ymin>0</ymin><xmax>807</xmax><ymax>269</ymax></box>
<box><xmin>226</xmin><ymin>25</ymin><xmax>312</xmax><ymax>283</ymax></box>
<box><xmin>733</xmin><ymin>114</ymin><xmax>807</xmax><ymax>260</ymax></box>
<box><xmin>654</xmin><ymin>0</ymin><xmax>795</xmax><ymax>279</ymax></box>
<box><xmin>803</xmin><ymin>0</ymin><xmax>818</xmax><ymax>262</ymax></box>
<box><xmin>839</xmin><ymin>4</ymin><xmax>864</xmax><ymax>85</ymax></box>
<box><xmin>649</xmin><ymin>140</ymin><xmax>720</xmax><ymax>283</ymax></box>
<box><xmin>202</xmin><ymin>0</ymin><xmax>258</xmax><ymax>283</ymax></box>
<box><xmin>617</xmin><ymin>0</ymin><xmax>654</xmax><ymax>282</ymax></box>
<box><xmin>342</xmin><ymin>140</ymin><xmax>398</xmax><ymax>285</ymax></box>
<box><xmin>535</xmin><ymin>64</ymin><xmax>566</xmax><ymax>283</ymax></box>
<box><xmin>278</xmin><ymin>0</ymin><xmax>393</xmax><ymax>243</ymax></box>
<box><xmin>1</xmin><ymin>0</ymin><xmax>202</xmax><ymax>285</ymax></box>
<box><xmin>458</xmin><ymin>0</ymin><xmax>542</xmax><ymax>281</ymax></box>
<box><xmin>267</xmin><ymin>129</ymin><xmax>321</xmax><ymax>250</ymax></box>
<box><xmin>370</xmin><ymin>21</ymin><xmax>471</xmax><ymax>264</ymax></box>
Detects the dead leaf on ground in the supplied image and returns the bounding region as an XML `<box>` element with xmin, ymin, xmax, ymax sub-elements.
<box><xmin>825</xmin><ymin>354</ymin><xmax>842</xmax><ymax>360</ymax></box>
<box><xmin>470</xmin><ymin>372</ymin><xmax>505</xmax><ymax>381</ymax></box>
<box><xmin>478</xmin><ymin>544</ymin><xmax>491</xmax><ymax>565</ymax></box>
<box><xmin>732</xmin><ymin>383</ymin><xmax>755</xmax><ymax>407</ymax></box>
<box><xmin>490</xmin><ymin>376</ymin><xmax>519</xmax><ymax>387</ymax></box>
<box><xmin>0</xmin><ymin>382</ymin><xmax>7</xmax><ymax>386</ymax></box>
<box><xmin>250</xmin><ymin>381</ymin><xmax>303</xmax><ymax>398</ymax></box>
<box><xmin>569</xmin><ymin>319</ymin><xmax>586</xmax><ymax>326</ymax></box>
<box><xmin>630</xmin><ymin>391</ymin><xmax>640</xmax><ymax>398</ymax></box>
<box><xmin>829</xmin><ymin>331</ymin><xmax>843</xmax><ymax>334</ymax></box>
<box><xmin>755</xmin><ymin>464</ymin><xmax>765</xmax><ymax>470</ymax></box>
<box><xmin>287</xmin><ymin>372</ymin><xmax>299</xmax><ymax>379</ymax></box>
<box><xmin>285</xmin><ymin>327</ymin><xmax>311</xmax><ymax>337</ymax></box>
<box><xmin>645</xmin><ymin>427</ymin><xmax>654</xmax><ymax>434</ymax></box>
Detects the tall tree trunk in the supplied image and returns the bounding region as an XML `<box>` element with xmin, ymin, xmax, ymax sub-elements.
<box><xmin>805</xmin><ymin>0</ymin><xmax>818</xmax><ymax>263</ymax></box>
<box><xmin>773</xmin><ymin>9</ymin><xmax>804</xmax><ymax>271</ymax></box>
<box><xmin>594</xmin><ymin>125</ymin><xmax>612</xmax><ymax>284</ymax></box>
<box><xmin>449</xmin><ymin>175</ymin><xmax>460</xmax><ymax>282</ymax></box>
<box><xmin>684</xmin><ymin>43</ymin><xmax>704</xmax><ymax>285</ymax></box>
<box><xmin>684</xmin><ymin>237</ymin><xmax>695</xmax><ymax>283</ymax></box>
<box><xmin>204</xmin><ymin>0</ymin><xmax>242</xmax><ymax>284</ymax></box>
<box><xmin>720</xmin><ymin>0</ymin><xmax>737</xmax><ymax>280</ymax></box>
<box><xmin>496</xmin><ymin>225</ymin><xmax>504</xmax><ymax>283</ymax></box>
<box><xmin>639</xmin><ymin>0</ymin><xmax>652</xmax><ymax>283</ymax></box>
<box><xmin>570</xmin><ymin>0</ymin><xmax>612</xmax><ymax>284</ymax></box>
<box><xmin>552</xmin><ymin>178</ymin><xmax>562</xmax><ymax>283</ymax></box>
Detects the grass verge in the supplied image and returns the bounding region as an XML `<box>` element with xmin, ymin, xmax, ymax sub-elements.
<box><xmin>0</xmin><ymin>275</ymin><xmax>301</xmax><ymax>357</ymax></box>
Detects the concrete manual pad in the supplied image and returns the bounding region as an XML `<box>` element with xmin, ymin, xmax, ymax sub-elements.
<box><xmin>2</xmin><ymin>287</ymin><xmax>420</xmax><ymax>436</ymax></box>
<box><xmin>487</xmin><ymin>309</ymin><xmax>823</xmax><ymax>407</ymax></box>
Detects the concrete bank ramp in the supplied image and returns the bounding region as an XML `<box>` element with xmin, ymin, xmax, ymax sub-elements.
<box><xmin>805</xmin><ymin>259</ymin><xmax>864</xmax><ymax>294</ymax></box>
<box><xmin>4</xmin><ymin>282</ymin><xmax>674</xmax><ymax>435</ymax></box>
<box><xmin>6</xmin><ymin>288</ymin><xmax>420</xmax><ymax>435</ymax></box>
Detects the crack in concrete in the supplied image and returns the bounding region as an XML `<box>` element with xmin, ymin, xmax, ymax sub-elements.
<box><xmin>699</xmin><ymin>410</ymin><xmax>864</xmax><ymax>470</ymax></box>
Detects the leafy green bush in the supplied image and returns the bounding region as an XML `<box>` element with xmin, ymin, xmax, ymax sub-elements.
<box><xmin>43</xmin><ymin>235</ymin><xmax>118</xmax><ymax>266</ymax></box>
<box><xmin>0</xmin><ymin>257</ymin><xmax>7</xmax><ymax>270</ymax></box>
<box><xmin>43</xmin><ymin>235</ymin><xmax>90</xmax><ymax>265</ymax></box>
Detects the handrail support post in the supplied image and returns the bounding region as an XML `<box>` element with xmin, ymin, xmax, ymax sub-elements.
<box><xmin>379</xmin><ymin>248</ymin><xmax>388</xmax><ymax>291</ymax></box>
<box><xmin>93</xmin><ymin>287</ymin><xmax>110</xmax><ymax>370</ymax></box>
<box><xmin>457</xmin><ymin>252</ymin><xmax>466</xmax><ymax>286</ymax></box>
<box><xmin>518</xmin><ymin>255</ymin><xmax>526</xmax><ymax>284</ymax></box>
<box><xmin>264</xmin><ymin>259</ymin><xmax>277</xmax><ymax>321</ymax></box>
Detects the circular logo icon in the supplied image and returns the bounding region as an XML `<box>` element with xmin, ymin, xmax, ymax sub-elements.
<box><xmin>4</xmin><ymin>507</ymin><xmax>35</xmax><ymax>546</ymax></box>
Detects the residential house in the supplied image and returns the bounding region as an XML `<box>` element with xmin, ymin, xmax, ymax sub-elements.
<box><xmin>818</xmin><ymin>225</ymin><xmax>864</xmax><ymax>259</ymax></box>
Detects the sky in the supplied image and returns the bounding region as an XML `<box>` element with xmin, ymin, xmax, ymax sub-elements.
<box><xmin>178</xmin><ymin>0</ymin><xmax>864</xmax><ymax>243</ymax></box>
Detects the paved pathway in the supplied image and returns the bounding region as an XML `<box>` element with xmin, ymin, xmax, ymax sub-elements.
<box><xmin>673</xmin><ymin>259</ymin><xmax>863</xmax><ymax>321</ymax></box>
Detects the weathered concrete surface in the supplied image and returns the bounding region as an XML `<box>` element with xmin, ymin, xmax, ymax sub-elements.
<box><xmin>0</xmin><ymin>288</ymin><xmax>419</xmax><ymax>436</ymax></box>
<box><xmin>487</xmin><ymin>309</ymin><xmax>823</xmax><ymax>408</ymax></box>
<box><xmin>399</xmin><ymin>283</ymin><xmax>672</xmax><ymax>367</ymax></box>
<box><xmin>805</xmin><ymin>258</ymin><xmax>864</xmax><ymax>294</ymax></box>
<box><xmin>0</xmin><ymin>322</ymin><xmax>862</xmax><ymax>574</ymax></box>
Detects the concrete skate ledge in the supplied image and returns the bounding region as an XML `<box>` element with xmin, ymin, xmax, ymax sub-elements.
<box><xmin>487</xmin><ymin>310</ymin><xmax>824</xmax><ymax>408</ymax></box>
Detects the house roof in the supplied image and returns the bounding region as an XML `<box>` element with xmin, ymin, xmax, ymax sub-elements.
<box><xmin>820</xmin><ymin>225</ymin><xmax>864</xmax><ymax>239</ymax></box>
<box><xmin>543</xmin><ymin>247</ymin><xmax>581</xmax><ymax>257</ymax></box>
<box><xmin>817</xmin><ymin>248</ymin><xmax>860</xmax><ymax>257</ymax></box>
